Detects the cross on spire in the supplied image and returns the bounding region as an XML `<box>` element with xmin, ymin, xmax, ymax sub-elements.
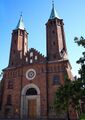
<box><xmin>52</xmin><ymin>0</ymin><xmax>54</xmax><ymax>8</ymax></box>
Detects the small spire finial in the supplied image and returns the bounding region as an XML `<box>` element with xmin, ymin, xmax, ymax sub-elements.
<box><xmin>20</xmin><ymin>11</ymin><xmax>22</xmax><ymax>17</ymax></box>
<box><xmin>52</xmin><ymin>0</ymin><xmax>54</xmax><ymax>8</ymax></box>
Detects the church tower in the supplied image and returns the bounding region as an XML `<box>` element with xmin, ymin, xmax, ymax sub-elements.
<box><xmin>46</xmin><ymin>3</ymin><xmax>67</xmax><ymax>61</ymax></box>
<box><xmin>9</xmin><ymin>15</ymin><xmax>28</xmax><ymax>67</ymax></box>
<box><xmin>45</xmin><ymin>3</ymin><xmax>73</xmax><ymax>116</ymax></box>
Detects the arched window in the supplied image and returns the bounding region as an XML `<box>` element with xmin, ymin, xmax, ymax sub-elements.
<box><xmin>26</xmin><ymin>88</ymin><xmax>37</xmax><ymax>95</ymax></box>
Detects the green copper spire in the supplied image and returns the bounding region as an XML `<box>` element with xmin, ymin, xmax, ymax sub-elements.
<box><xmin>16</xmin><ymin>14</ymin><xmax>25</xmax><ymax>30</ymax></box>
<box><xmin>49</xmin><ymin>1</ymin><xmax>59</xmax><ymax>19</ymax></box>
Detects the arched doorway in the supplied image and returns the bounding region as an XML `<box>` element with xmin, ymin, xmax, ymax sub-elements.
<box><xmin>21</xmin><ymin>84</ymin><xmax>40</xmax><ymax>119</ymax></box>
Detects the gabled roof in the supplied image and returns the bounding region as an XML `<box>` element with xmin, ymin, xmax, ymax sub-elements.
<box><xmin>25</xmin><ymin>48</ymin><xmax>46</xmax><ymax>64</ymax></box>
<box><xmin>16</xmin><ymin>15</ymin><xmax>25</xmax><ymax>30</ymax></box>
<box><xmin>49</xmin><ymin>3</ymin><xmax>59</xmax><ymax>19</ymax></box>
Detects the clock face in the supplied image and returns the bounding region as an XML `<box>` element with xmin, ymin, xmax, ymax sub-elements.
<box><xmin>26</xmin><ymin>69</ymin><xmax>36</xmax><ymax>80</ymax></box>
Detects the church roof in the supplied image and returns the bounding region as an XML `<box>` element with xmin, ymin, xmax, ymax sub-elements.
<box><xmin>16</xmin><ymin>15</ymin><xmax>25</xmax><ymax>30</ymax></box>
<box><xmin>49</xmin><ymin>3</ymin><xmax>59</xmax><ymax>19</ymax></box>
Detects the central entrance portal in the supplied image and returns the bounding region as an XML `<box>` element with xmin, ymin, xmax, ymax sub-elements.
<box><xmin>26</xmin><ymin>88</ymin><xmax>37</xmax><ymax>119</ymax></box>
<box><xmin>28</xmin><ymin>99</ymin><xmax>37</xmax><ymax>119</ymax></box>
<box><xmin>21</xmin><ymin>84</ymin><xmax>40</xmax><ymax>119</ymax></box>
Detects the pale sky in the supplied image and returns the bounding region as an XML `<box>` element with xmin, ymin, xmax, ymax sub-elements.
<box><xmin>0</xmin><ymin>0</ymin><xmax>85</xmax><ymax>77</ymax></box>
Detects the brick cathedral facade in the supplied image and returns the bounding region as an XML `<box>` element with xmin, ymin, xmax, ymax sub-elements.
<box><xmin>0</xmin><ymin>4</ymin><xmax>73</xmax><ymax>119</ymax></box>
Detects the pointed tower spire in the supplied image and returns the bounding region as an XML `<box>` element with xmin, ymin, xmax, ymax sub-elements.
<box><xmin>49</xmin><ymin>1</ymin><xmax>59</xmax><ymax>19</ymax></box>
<box><xmin>16</xmin><ymin>14</ymin><xmax>25</xmax><ymax>30</ymax></box>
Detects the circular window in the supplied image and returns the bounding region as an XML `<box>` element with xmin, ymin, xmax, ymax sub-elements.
<box><xmin>26</xmin><ymin>69</ymin><xmax>36</xmax><ymax>80</ymax></box>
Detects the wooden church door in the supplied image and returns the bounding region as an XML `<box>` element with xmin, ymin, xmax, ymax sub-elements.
<box><xmin>28</xmin><ymin>99</ymin><xmax>37</xmax><ymax>119</ymax></box>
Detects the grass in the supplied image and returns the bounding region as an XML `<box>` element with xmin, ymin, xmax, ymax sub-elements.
<box><xmin>80</xmin><ymin>113</ymin><xmax>85</xmax><ymax>120</ymax></box>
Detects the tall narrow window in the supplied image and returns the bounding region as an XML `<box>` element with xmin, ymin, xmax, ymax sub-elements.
<box><xmin>11</xmin><ymin>62</ymin><xmax>13</xmax><ymax>66</ymax></box>
<box><xmin>20</xmin><ymin>51</ymin><xmax>22</xmax><ymax>59</ymax></box>
<box><xmin>20</xmin><ymin>30</ymin><xmax>22</xmax><ymax>35</ymax></box>
<box><xmin>35</xmin><ymin>56</ymin><xmax>37</xmax><ymax>60</ymax></box>
<box><xmin>6</xmin><ymin>95</ymin><xmax>12</xmax><ymax>105</ymax></box>
<box><xmin>30</xmin><ymin>59</ymin><xmax>33</xmax><ymax>63</ymax></box>
<box><xmin>26</xmin><ymin>57</ymin><xmax>28</xmax><ymax>62</ymax></box>
<box><xmin>53</xmin><ymin>41</ymin><xmax>55</xmax><ymax>46</ymax></box>
<box><xmin>53</xmin><ymin>75</ymin><xmax>60</xmax><ymax>85</ymax></box>
<box><xmin>30</xmin><ymin>52</ymin><xmax>33</xmax><ymax>57</ymax></box>
<box><xmin>8</xmin><ymin>80</ymin><xmax>13</xmax><ymax>89</ymax></box>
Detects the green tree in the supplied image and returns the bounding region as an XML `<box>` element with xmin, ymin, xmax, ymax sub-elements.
<box><xmin>74</xmin><ymin>36</ymin><xmax>85</xmax><ymax>90</ymax></box>
<box><xmin>54</xmin><ymin>36</ymin><xmax>85</xmax><ymax>119</ymax></box>
<box><xmin>54</xmin><ymin>78</ymin><xmax>83</xmax><ymax>119</ymax></box>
